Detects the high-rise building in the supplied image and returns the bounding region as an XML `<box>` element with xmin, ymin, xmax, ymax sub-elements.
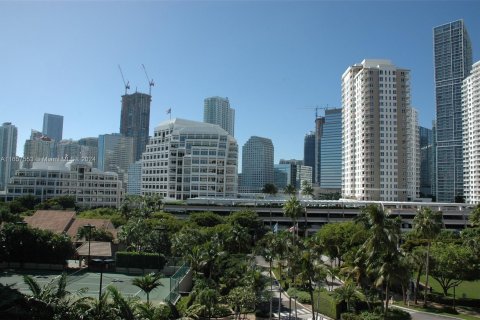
<box><xmin>319</xmin><ymin>108</ymin><xmax>342</xmax><ymax>190</ymax></box>
<box><xmin>342</xmin><ymin>59</ymin><xmax>419</xmax><ymax>201</ymax></box>
<box><xmin>23</xmin><ymin>133</ymin><xmax>56</xmax><ymax>168</ymax></box>
<box><xmin>315</xmin><ymin>117</ymin><xmax>325</xmax><ymax>184</ymax></box>
<box><xmin>203</xmin><ymin>96</ymin><xmax>235</xmax><ymax>136</ymax></box>
<box><xmin>120</xmin><ymin>92</ymin><xmax>151</xmax><ymax>161</ymax></box>
<box><xmin>78</xmin><ymin>137</ymin><xmax>98</xmax><ymax>168</ymax></box>
<box><xmin>127</xmin><ymin>161</ymin><xmax>142</xmax><ymax>195</ymax></box>
<box><xmin>462</xmin><ymin>61</ymin><xmax>480</xmax><ymax>204</ymax></box>
<box><xmin>240</xmin><ymin>136</ymin><xmax>274</xmax><ymax>193</ymax></box>
<box><xmin>98</xmin><ymin>133</ymin><xmax>135</xmax><ymax>187</ymax></box>
<box><xmin>303</xmin><ymin>132</ymin><xmax>316</xmax><ymax>184</ymax></box>
<box><xmin>419</xmin><ymin>126</ymin><xmax>434</xmax><ymax>197</ymax></box>
<box><xmin>434</xmin><ymin>20</ymin><xmax>473</xmax><ymax>202</ymax></box>
<box><xmin>142</xmin><ymin>118</ymin><xmax>238</xmax><ymax>200</ymax></box>
<box><xmin>274</xmin><ymin>166</ymin><xmax>290</xmax><ymax>191</ymax></box>
<box><xmin>56</xmin><ymin>140</ymin><xmax>81</xmax><ymax>161</ymax></box>
<box><xmin>42</xmin><ymin>113</ymin><xmax>63</xmax><ymax>141</ymax></box>
<box><xmin>0</xmin><ymin>122</ymin><xmax>18</xmax><ymax>191</ymax></box>
<box><xmin>274</xmin><ymin>163</ymin><xmax>297</xmax><ymax>189</ymax></box>
<box><xmin>406</xmin><ymin>107</ymin><xmax>420</xmax><ymax>200</ymax></box>
<box><xmin>296</xmin><ymin>165</ymin><xmax>313</xmax><ymax>190</ymax></box>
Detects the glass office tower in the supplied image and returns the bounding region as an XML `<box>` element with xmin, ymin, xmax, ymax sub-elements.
<box><xmin>434</xmin><ymin>20</ymin><xmax>472</xmax><ymax>202</ymax></box>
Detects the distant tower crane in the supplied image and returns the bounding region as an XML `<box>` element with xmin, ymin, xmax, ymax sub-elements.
<box><xmin>141</xmin><ymin>64</ymin><xmax>155</xmax><ymax>95</ymax></box>
<box><xmin>118</xmin><ymin>65</ymin><xmax>130</xmax><ymax>95</ymax></box>
<box><xmin>298</xmin><ymin>105</ymin><xmax>330</xmax><ymax>118</ymax></box>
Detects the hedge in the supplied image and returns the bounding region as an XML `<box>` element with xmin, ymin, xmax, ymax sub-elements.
<box><xmin>115</xmin><ymin>251</ymin><xmax>166</xmax><ymax>269</ymax></box>
<box><xmin>287</xmin><ymin>287</ymin><xmax>312</xmax><ymax>304</ymax></box>
<box><xmin>341</xmin><ymin>309</ymin><xmax>411</xmax><ymax>320</ymax></box>
<box><xmin>315</xmin><ymin>290</ymin><xmax>342</xmax><ymax>319</ymax></box>
<box><xmin>428</xmin><ymin>293</ymin><xmax>480</xmax><ymax>308</ymax></box>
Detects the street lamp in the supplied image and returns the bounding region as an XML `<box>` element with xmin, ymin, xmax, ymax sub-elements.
<box><xmin>92</xmin><ymin>258</ymin><xmax>115</xmax><ymax>300</ymax></box>
<box><xmin>83</xmin><ymin>224</ymin><xmax>95</xmax><ymax>270</ymax></box>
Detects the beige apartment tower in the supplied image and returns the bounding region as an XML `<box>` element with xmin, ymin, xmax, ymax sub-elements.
<box><xmin>342</xmin><ymin>59</ymin><xmax>419</xmax><ymax>201</ymax></box>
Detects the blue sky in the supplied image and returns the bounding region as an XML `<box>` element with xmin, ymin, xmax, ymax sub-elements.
<box><xmin>1</xmin><ymin>1</ymin><xmax>479</xmax><ymax>168</ymax></box>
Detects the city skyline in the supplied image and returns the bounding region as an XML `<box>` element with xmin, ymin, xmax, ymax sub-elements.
<box><xmin>1</xmin><ymin>2</ymin><xmax>479</xmax><ymax>164</ymax></box>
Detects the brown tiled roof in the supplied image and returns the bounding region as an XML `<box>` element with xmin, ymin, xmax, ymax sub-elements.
<box><xmin>23</xmin><ymin>210</ymin><xmax>117</xmax><ymax>240</ymax></box>
<box><xmin>76</xmin><ymin>241</ymin><xmax>112</xmax><ymax>258</ymax></box>
<box><xmin>24</xmin><ymin>210</ymin><xmax>76</xmax><ymax>234</ymax></box>
<box><xmin>67</xmin><ymin>218</ymin><xmax>117</xmax><ymax>239</ymax></box>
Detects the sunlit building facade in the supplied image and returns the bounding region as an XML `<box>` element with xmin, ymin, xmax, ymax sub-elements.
<box><xmin>204</xmin><ymin>96</ymin><xmax>235</xmax><ymax>137</ymax></box>
<box><xmin>462</xmin><ymin>61</ymin><xmax>480</xmax><ymax>204</ymax></box>
<box><xmin>240</xmin><ymin>136</ymin><xmax>274</xmax><ymax>193</ymax></box>
<box><xmin>342</xmin><ymin>59</ymin><xmax>419</xmax><ymax>201</ymax></box>
<box><xmin>142</xmin><ymin>118</ymin><xmax>238</xmax><ymax>200</ymax></box>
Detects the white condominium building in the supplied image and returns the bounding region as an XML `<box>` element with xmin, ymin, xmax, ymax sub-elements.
<box><xmin>6</xmin><ymin>160</ymin><xmax>123</xmax><ymax>208</ymax></box>
<box><xmin>142</xmin><ymin>118</ymin><xmax>238</xmax><ymax>200</ymax></box>
<box><xmin>342</xmin><ymin>59</ymin><xmax>419</xmax><ymax>201</ymax></box>
<box><xmin>462</xmin><ymin>61</ymin><xmax>480</xmax><ymax>204</ymax></box>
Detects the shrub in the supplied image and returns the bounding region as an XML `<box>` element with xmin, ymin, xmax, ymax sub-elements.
<box><xmin>341</xmin><ymin>313</ymin><xmax>361</xmax><ymax>320</ymax></box>
<box><xmin>356</xmin><ymin>309</ymin><xmax>411</xmax><ymax>320</ymax></box>
<box><xmin>213</xmin><ymin>304</ymin><xmax>232</xmax><ymax>317</ymax></box>
<box><xmin>115</xmin><ymin>251</ymin><xmax>166</xmax><ymax>269</ymax></box>
<box><xmin>386</xmin><ymin>308</ymin><xmax>412</xmax><ymax>320</ymax></box>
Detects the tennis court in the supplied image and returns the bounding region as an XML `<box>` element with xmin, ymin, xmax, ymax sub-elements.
<box><xmin>0</xmin><ymin>269</ymin><xmax>171</xmax><ymax>302</ymax></box>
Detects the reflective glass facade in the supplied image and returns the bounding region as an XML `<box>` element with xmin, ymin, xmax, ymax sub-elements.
<box><xmin>320</xmin><ymin>108</ymin><xmax>342</xmax><ymax>189</ymax></box>
<box><xmin>303</xmin><ymin>132</ymin><xmax>315</xmax><ymax>184</ymax></box>
<box><xmin>419</xmin><ymin>126</ymin><xmax>433</xmax><ymax>197</ymax></box>
<box><xmin>434</xmin><ymin>20</ymin><xmax>472</xmax><ymax>202</ymax></box>
<box><xmin>240</xmin><ymin>136</ymin><xmax>274</xmax><ymax>193</ymax></box>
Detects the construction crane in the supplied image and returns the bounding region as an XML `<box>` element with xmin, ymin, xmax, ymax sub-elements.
<box><xmin>142</xmin><ymin>64</ymin><xmax>154</xmax><ymax>95</ymax></box>
<box><xmin>298</xmin><ymin>106</ymin><xmax>329</xmax><ymax>118</ymax></box>
<box><xmin>118</xmin><ymin>65</ymin><xmax>130</xmax><ymax>95</ymax></box>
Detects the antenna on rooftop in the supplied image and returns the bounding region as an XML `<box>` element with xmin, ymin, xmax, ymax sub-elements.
<box><xmin>142</xmin><ymin>64</ymin><xmax>155</xmax><ymax>95</ymax></box>
<box><xmin>118</xmin><ymin>65</ymin><xmax>130</xmax><ymax>95</ymax></box>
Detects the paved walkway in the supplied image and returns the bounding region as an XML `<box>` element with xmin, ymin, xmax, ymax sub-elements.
<box><xmin>256</xmin><ymin>256</ymin><xmax>331</xmax><ymax>320</ymax></box>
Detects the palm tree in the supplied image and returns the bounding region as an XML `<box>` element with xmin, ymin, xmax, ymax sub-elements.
<box><xmin>197</xmin><ymin>288</ymin><xmax>218</xmax><ymax>320</ymax></box>
<box><xmin>283</xmin><ymin>196</ymin><xmax>304</xmax><ymax>240</ymax></box>
<box><xmin>284</xmin><ymin>184</ymin><xmax>296</xmax><ymax>196</ymax></box>
<box><xmin>185</xmin><ymin>245</ymin><xmax>208</xmax><ymax>278</ymax></box>
<box><xmin>355</xmin><ymin>205</ymin><xmax>401</xmax><ymax>314</ymax></box>
<box><xmin>262</xmin><ymin>183</ymin><xmax>278</xmax><ymax>197</ymax></box>
<box><xmin>132</xmin><ymin>272</ymin><xmax>163</xmax><ymax>304</ymax></box>
<box><xmin>333</xmin><ymin>281</ymin><xmax>359</xmax><ymax>313</ymax></box>
<box><xmin>257</xmin><ymin>232</ymin><xmax>276</xmax><ymax>319</ymax></box>
<box><xmin>295</xmin><ymin>238</ymin><xmax>323</xmax><ymax>320</ymax></box>
<box><xmin>107</xmin><ymin>286</ymin><xmax>136</xmax><ymax>320</ymax></box>
<box><xmin>413</xmin><ymin>207</ymin><xmax>442</xmax><ymax>306</ymax></box>
<box><xmin>84</xmin><ymin>291</ymin><xmax>115</xmax><ymax>320</ymax></box>
<box><xmin>356</xmin><ymin>205</ymin><xmax>401</xmax><ymax>265</ymax></box>
<box><xmin>407</xmin><ymin>246</ymin><xmax>426</xmax><ymax>304</ymax></box>
<box><xmin>301</xmin><ymin>180</ymin><xmax>314</xmax><ymax>199</ymax></box>
<box><xmin>374</xmin><ymin>253</ymin><xmax>398</xmax><ymax>317</ymax></box>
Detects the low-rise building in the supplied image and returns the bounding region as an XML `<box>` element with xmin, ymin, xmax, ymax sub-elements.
<box><xmin>6</xmin><ymin>160</ymin><xmax>123</xmax><ymax>208</ymax></box>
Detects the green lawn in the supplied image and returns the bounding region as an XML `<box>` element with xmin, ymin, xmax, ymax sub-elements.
<box><xmin>394</xmin><ymin>302</ymin><xmax>480</xmax><ymax>320</ymax></box>
<box><xmin>419</xmin><ymin>275</ymin><xmax>480</xmax><ymax>299</ymax></box>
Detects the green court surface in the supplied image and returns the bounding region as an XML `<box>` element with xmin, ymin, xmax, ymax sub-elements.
<box><xmin>0</xmin><ymin>269</ymin><xmax>171</xmax><ymax>302</ymax></box>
